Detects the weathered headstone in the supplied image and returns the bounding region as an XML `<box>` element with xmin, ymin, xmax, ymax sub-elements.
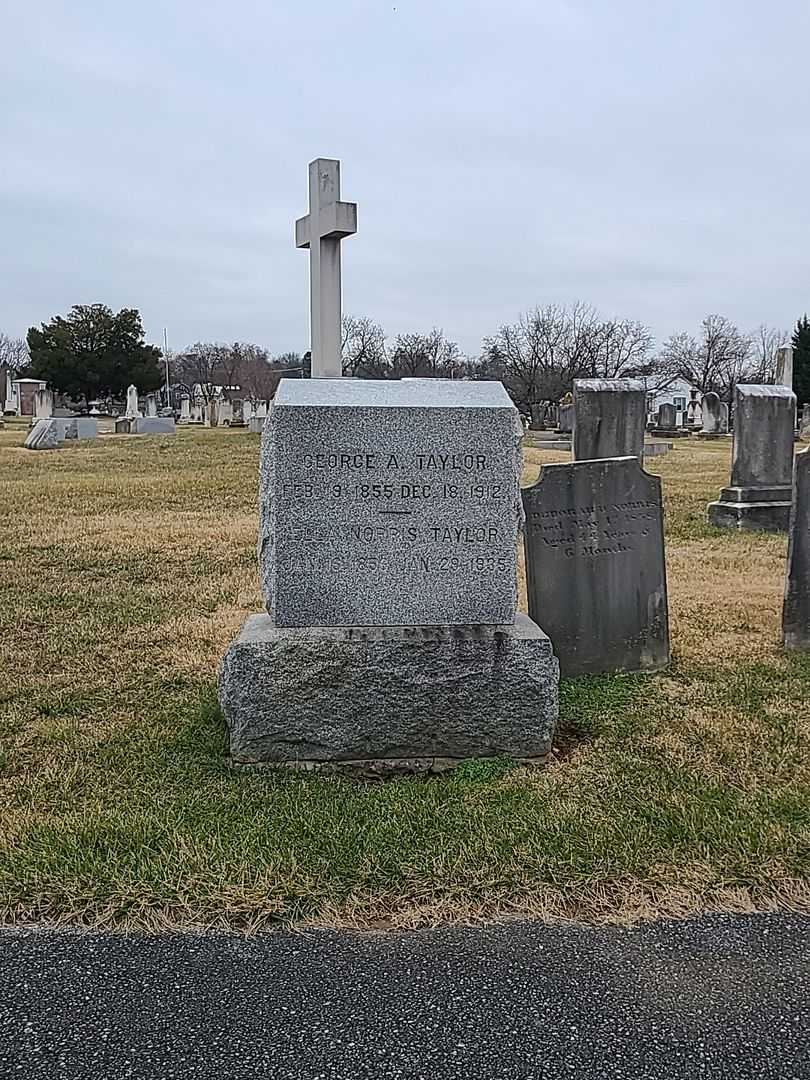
<box><xmin>557</xmin><ymin>404</ymin><xmax>573</xmax><ymax>434</ymax></box>
<box><xmin>178</xmin><ymin>396</ymin><xmax>191</xmax><ymax>422</ymax></box>
<box><xmin>685</xmin><ymin>388</ymin><xmax>702</xmax><ymax>429</ymax></box>
<box><xmin>783</xmin><ymin>449</ymin><xmax>810</xmax><ymax>649</ymax></box>
<box><xmin>133</xmin><ymin>417</ymin><xmax>176</xmax><ymax>435</ymax></box>
<box><xmin>24</xmin><ymin>418</ymin><xmax>59</xmax><ymax>450</ymax></box>
<box><xmin>33</xmin><ymin>388</ymin><xmax>53</xmax><ymax>421</ymax></box>
<box><xmin>53</xmin><ymin>418</ymin><xmax>98</xmax><ymax>441</ymax></box>
<box><xmin>708</xmin><ymin>384</ymin><xmax>795</xmax><ymax>531</ymax></box>
<box><xmin>242</xmin><ymin>400</ymin><xmax>254</xmax><ymax>423</ymax></box>
<box><xmin>776</xmin><ymin>344</ymin><xmax>794</xmax><ymax>389</ymax></box>
<box><xmin>522</xmin><ymin>456</ymin><xmax>669</xmax><ymax>677</ymax></box>
<box><xmin>801</xmin><ymin>403</ymin><xmax>810</xmax><ymax>440</ymax></box>
<box><xmin>650</xmin><ymin>402</ymin><xmax>686</xmax><ymax>437</ymax></box>
<box><xmin>697</xmin><ymin>391</ymin><xmax>728</xmax><ymax>438</ymax></box>
<box><xmin>572</xmin><ymin>379</ymin><xmax>646</xmax><ymax>462</ymax></box>
<box><xmin>124</xmin><ymin>385</ymin><xmax>141</xmax><ymax>419</ymax></box>
<box><xmin>144</xmin><ymin>393</ymin><xmax>158</xmax><ymax>417</ymax></box>
<box><xmin>248</xmin><ymin>416</ymin><xmax>264</xmax><ymax>434</ymax></box>
<box><xmin>219</xmin><ymin>376</ymin><xmax>559</xmax><ymax>768</ymax></box>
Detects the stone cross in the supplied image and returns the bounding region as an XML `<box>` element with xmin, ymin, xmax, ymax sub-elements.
<box><xmin>295</xmin><ymin>158</ymin><xmax>357</xmax><ymax>378</ymax></box>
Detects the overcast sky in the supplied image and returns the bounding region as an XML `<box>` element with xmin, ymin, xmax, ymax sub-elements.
<box><xmin>3</xmin><ymin>0</ymin><xmax>809</xmax><ymax>357</ymax></box>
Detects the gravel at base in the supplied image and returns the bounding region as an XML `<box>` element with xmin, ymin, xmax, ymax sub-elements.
<box><xmin>1</xmin><ymin>913</ymin><xmax>808</xmax><ymax>1079</ymax></box>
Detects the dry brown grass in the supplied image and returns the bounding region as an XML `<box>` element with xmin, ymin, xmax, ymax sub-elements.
<box><xmin>0</xmin><ymin>424</ymin><xmax>808</xmax><ymax>930</ymax></box>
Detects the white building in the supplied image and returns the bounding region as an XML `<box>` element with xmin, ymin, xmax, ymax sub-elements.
<box><xmin>643</xmin><ymin>376</ymin><xmax>697</xmax><ymax>416</ymax></box>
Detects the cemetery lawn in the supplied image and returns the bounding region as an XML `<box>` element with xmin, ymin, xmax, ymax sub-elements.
<box><xmin>1</xmin><ymin>423</ymin><xmax>809</xmax><ymax>930</ymax></box>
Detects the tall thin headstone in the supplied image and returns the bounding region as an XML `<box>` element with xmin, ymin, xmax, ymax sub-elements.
<box><xmin>124</xmin><ymin>385</ymin><xmax>141</xmax><ymax>419</ymax></box>
<box><xmin>572</xmin><ymin>379</ymin><xmax>646</xmax><ymax>462</ymax></box>
<box><xmin>708</xmin><ymin>384</ymin><xmax>796</xmax><ymax>531</ymax></box>
<box><xmin>295</xmin><ymin>158</ymin><xmax>357</xmax><ymax>378</ymax></box>
<box><xmin>776</xmin><ymin>344</ymin><xmax>794</xmax><ymax>389</ymax></box>
<box><xmin>783</xmin><ymin>449</ymin><xmax>810</xmax><ymax>649</ymax></box>
<box><xmin>33</xmin><ymin>388</ymin><xmax>53</xmax><ymax>420</ymax></box>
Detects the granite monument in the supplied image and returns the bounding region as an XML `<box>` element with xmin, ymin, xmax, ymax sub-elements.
<box><xmin>708</xmin><ymin>384</ymin><xmax>795</xmax><ymax>531</ymax></box>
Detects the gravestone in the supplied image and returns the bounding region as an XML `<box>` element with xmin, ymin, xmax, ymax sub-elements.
<box><xmin>776</xmin><ymin>345</ymin><xmax>794</xmax><ymax>389</ymax></box>
<box><xmin>260</xmin><ymin>379</ymin><xmax>522</xmax><ymax>627</ymax></box>
<box><xmin>33</xmin><ymin>388</ymin><xmax>53</xmax><ymax>421</ymax></box>
<box><xmin>133</xmin><ymin>417</ymin><xmax>176</xmax><ymax>435</ymax></box>
<box><xmin>24</xmin><ymin>418</ymin><xmax>59</xmax><ymax>450</ymax></box>
<box><xmin>248</xmin><ymin>416</ymin><xmax>265</xmax><ymax>434</ymax></box>
<box><xmin>219</xmin><ymin>376</ymin><xmax>559</xmax><ymax>768</ymax></box>
<box><xmin>219</xmin><ymin>400</ymin><xmax>234</xmax><ymax>426</ymax></box>
<box><xmin>144</xmin><ymin>394</ymin><xmax>158</xmax><ymax>417</ymax></box>
<box><xmin>242</xmin><ymin>400</ymin><xmax>254</xmax><ymax>423</ymax></box>
<box><xmin>685</xmin><ymin>388</ymin><xmax>702</xmax><ymax>429</ymax></box>
<box><xmin>557</xmin><ymin>404</ymin><xmax>573</xmax><ymax>434</ymax></box>
<box><xmin>783</xmin><ymin>449</ymin><xmax>810</xmax><ymax>649</ymax></box>
<box><xmin>801</xmin><ymin>404</ymin><xmax>810</xmax><ymax>439</ymax></box>
<box><xmin>650</xmin><ymin>402</ymin><xmax>686</xmax><ymax>438</ymax></box>
<box><xmin>53</xmin><ymin>418</ymin><xmax>98</xmax><ymax>441</ymax></box>
<box><xmin>572</xmin><ymin>379</ymin><xmax>646</xmax><ymax>462</ymax></box>
<box><xmin>178</xmin><ymin>396</ymin><xmax>191</xmax><ymax>422</ymax></box>
<box><xmin>124</xmin><ymin>384</ymin><xmax>141</xmax><ymax>419</ymax></box>
<box><xmin>522</xmin><ymin>456</ymin><xmax>669</xmax><ymax>677</ymax></box>
<box><xmin>697</xmin><ymin>391</ymin><xmax>728</xmax><ymax>438</ymax></box>
<box><xmin>708</xmin><ymin>384</ymin><xmax>795</xmax><ymax>531</ymax></box>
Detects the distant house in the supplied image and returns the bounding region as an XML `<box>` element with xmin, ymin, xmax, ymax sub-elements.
<box><xmin>642</xmin><ymin>376</ymin><xmax>699</xmax><ymax>418</ymax></box>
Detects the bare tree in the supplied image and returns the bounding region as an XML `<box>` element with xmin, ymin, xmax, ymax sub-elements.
<box><xmin>482</xmin><ymin>302</ymin><xmax>656</xmax><ymax>417</ymax></box>
<box><xmin>660</xmin><ymin>315</ymin><xmax>752</xmax><ymax>401</ymax></box>
<box><xmin>749</xmin><ymin>323</ymin><xmax>789</xmax><ymax>383</ymax></box>
<box><xmin>389</xmin><ymin>329</ymin><xmax>461</xmax><ymax>378</ymax></box>
<box><xmin>0</xmin><ymin>333</ymin><xmax>29</xmax><ymax>372</ymax></box>
<box><xmin>341</xmin><ymin>315</ymin><xmax>387</xmax><ymax>376</ymax></box>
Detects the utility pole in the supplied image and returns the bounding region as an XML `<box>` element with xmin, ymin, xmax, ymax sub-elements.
<box><xmin>163</xmin><ymin>328</ymin><xmax>171</xmax><ymax>408</ymax></box>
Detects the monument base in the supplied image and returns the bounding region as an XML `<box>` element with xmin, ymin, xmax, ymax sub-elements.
<box><xmin>219</xmin><ymin>613</ymin><xmax>559</xmax><ymax>767</ymax></box>
<box><xmin>649</xmin><ymin>428</ymin><xmax>689</xmax><ymax>438</ymax></box>
<box><xmin>696</xmin><ymin>432</ymin><xmax>730</xmax><ymax>440</ymax></box>
<box><xmin>708</xmin><ymin>485</ymin><xmax>792</xmax><ymax>532</ymax></box>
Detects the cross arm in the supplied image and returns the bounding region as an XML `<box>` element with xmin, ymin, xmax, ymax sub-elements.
<box><xmin>296</xmin><ymin>202</ymin><xmax>357</xmax><ymax>249</ymax></box>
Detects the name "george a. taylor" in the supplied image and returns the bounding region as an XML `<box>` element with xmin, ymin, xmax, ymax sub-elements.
<box><xmin>302</xmin><ymin>452</ymin><xmax>488</xmax><ymax>471</ymax></box>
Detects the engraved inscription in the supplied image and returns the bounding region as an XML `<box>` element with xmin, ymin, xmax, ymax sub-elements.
<box><xmin>526</xmin><ymin>499</ymin><xmax>659</xmax><ymax>559</ymax></box>
<box><xmin>275</xmin><ymin>448</ymin><xmax>511</xmax><ymax>578</ymax></box>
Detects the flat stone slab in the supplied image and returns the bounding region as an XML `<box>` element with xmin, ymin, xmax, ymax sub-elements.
<box><xmin>260</xmin><ymin>378</ymin><xmax>522</xmax><ymax>627</ymax></box>
<box><xmin>218</xmin><ymin>612</ymin><xmax>559</xmax><ymax>764</ymax></box>
<box><xmin>522</xmin><ymin>456</ymin><xmax>670</xmax><ymax>677</ymax></box>
<box><xmin>133</xmin><ymin>417</ymin><xmax>176</xmax><ymax>435</ymax></box>
<box><xmin>53</xmin><ymin>418</ymin><xmax>98</xmax><ymax>441</ymax></box>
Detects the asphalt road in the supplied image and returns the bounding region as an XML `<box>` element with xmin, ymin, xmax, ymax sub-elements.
<box><xmin>1</xmin><ymin>913</ymin><xmax>808</xmax><ymax>1079</ymax></box>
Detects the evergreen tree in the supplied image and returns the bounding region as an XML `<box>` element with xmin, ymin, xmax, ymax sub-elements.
<box><xmin>792</xmin><ymin>315</ymin><xmax>810</xmax><ymax>407</ymax></box>
<box><xmin>27</xmin><ymin>304</ymin><xmax>162</xmax><ymax>406</ymax></box>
